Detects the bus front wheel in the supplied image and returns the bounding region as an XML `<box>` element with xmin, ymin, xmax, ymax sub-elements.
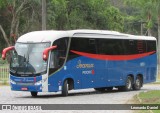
<box><xmin>119</xmin><ymin>76</ymin><xmax>132</xmax><ymax>91</ymax></box>
<box><xmin>62</xmin><ymin>80</ymin><xmax>69</xmax><ymax>96</ymax></box>
<box><xmin>31</xmin><ymin>92</ymin><xmax>38</xmax><ymax>97</ymax></box>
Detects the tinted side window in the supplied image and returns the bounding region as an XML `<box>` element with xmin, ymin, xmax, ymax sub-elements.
<box><xmin>68</xmin><ymin>37</ymin><xmax>97</xmax><ymax>60</ymax></box>
<box><xmin>68</xmin><ymin>38</ymin><xmax>97</xmax><ymax>60</ymax></box>
<box><xmin>123</xmin><ymin>40</ymin><xmax>146</xmax><ymax>55</ymax></box>
<box><xmin>147</xmin><ymin>41</ymin><xmax>156</xmax><ymax>52</ymax></box>
<box><xmin>137</xmin><ymin>40</ymin><xmax>146</xmax><ymax>53</ymax></box>
<box><xmin>49</xmin><ymin>37</ymin><xmax>69</xmax><ymax>75</ymax></box>
<box><xmin>53</xmin><ymin>37</ymin><xmax>68</xmax><ymax>57</ymax></box>
<box><xmin>70</xmin><ymin>38</ymin><xmax>96</xmax><ymax>53</ymax></box>
<box><xmin>98</xmin><ymin>39</ymin><xmax>124</xmax><ymax>55</ymax></box>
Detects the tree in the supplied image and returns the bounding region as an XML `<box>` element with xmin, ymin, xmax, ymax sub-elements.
<box><xmin>49</xmin><ymin>0</ymin><xmax>124</xmax><ymax>31</ymax></box>
<box><xmin>152</xmin><ymin>0</ymin><xmax>160</xmax><ymax>64</ymax></box>
<box><xmin>0</xmin><ymin>0</ymin><xmax>28</xmax><ymax>46</ymax></box>
<box><xmin>0</xmin><ymin>0</ymin><xmax>125</xmax><ymax>50</ymax></box>
<box><xmin>0</xmin><ymin>0</ymin><xmax>41</xmax><ymax>47</ymax></box>
<box><xmin>124</xmin><ymin>0</ymin><xmax>160</xmax><ymax>64</ymax></box>
<box><xmin>124</xmin><ymin>0</ymin><xmax>156</xmax><ymax>36</ymax></box>
<box><xmin>48</xmin><ymin>0</ymin><xmax>68</xmax><ymax>30</ymax></box>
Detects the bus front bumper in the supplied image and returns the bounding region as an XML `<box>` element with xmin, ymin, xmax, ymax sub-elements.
<box><xmin>10</xmin><ymin>75</ymin><xmax>43</xmax><ymax>92</ymax></box>
<box><xmin>10</xmin><ymin>83</ymin><xmax>42</xmax><ymax>92</ymax></box>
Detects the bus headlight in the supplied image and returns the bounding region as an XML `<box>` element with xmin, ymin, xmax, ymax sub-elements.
<box><xmin>10</xmin><ymin>79</ymin><xmax>16</xmax><ymax>84</ymax></box>
<box><xmin>35</xmin><ymin>78</ymin><xmax>47</xmax><ymax>86</ymax></box>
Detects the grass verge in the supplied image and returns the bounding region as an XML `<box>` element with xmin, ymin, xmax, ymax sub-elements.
<box><xmin>139</xmin><ymin>90</ymin><xmax>160</xmax><ymax>104</ymax></box>
<box><xmin>151</xmin><ymin>80</ymin><xmax>160</xmax><ymax>84</ymax></box>
<box><xmin>0</xmin><ymin>82</ymin><xmax>9</xmax><ymax>86</ymax></box>
<box><xmin>135</xmin><ymin>90</ymin><xmax>160</xmax><ymax>113</ymax></box>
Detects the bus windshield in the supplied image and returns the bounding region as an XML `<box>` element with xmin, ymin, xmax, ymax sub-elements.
<box><xmin>10</xmin><ymin>42</ymin><xmax>50</xmax><ymax>76</ymax></box>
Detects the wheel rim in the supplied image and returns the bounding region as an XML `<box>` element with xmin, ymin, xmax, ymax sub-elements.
<box><xmin>67</xmin><ymin>83</ymin><xmax>69</xmax><ymax>91</ymax></box>
<box><xmin>136</xmin><ymin>78</ymin><xmax>141</xmax><ymax>87</ymax></box>
<box><xmin>126</xmin><ymin>78</ymin><xmax>131</xmax><ymax>89</ymax></box>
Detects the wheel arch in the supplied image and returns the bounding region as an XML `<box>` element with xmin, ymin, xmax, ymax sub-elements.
<box><xmin>62</xmin><ymin>77</ymin><xmax>74</xmax><ymax>90</ymax></box>
<box><xmin>127</xmin><ymin>74</ymin><xmax>134</xmax><ymax>85</ymax></box>
<box><xmin>123</xmin><ymin>72</ymin><xmax>134</xmax><ymax>85</ymax></box>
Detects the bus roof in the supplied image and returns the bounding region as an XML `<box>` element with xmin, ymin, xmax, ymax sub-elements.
<box><xmin>17</xmin><ymin>30</ymin><xmax>156</xmax><ymax>43</ymax></box>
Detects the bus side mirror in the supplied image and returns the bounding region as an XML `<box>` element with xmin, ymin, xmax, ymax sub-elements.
<box><xmin>43</xmin><ymin>45</ymin><xmax>57</xmax><ymax>61</ymax></box>
<box><xmin>2</xmin><ymin>46</ymin><xmax>15</xmax><ymax>60</ymax></box>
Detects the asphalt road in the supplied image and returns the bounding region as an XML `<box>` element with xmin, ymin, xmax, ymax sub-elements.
<box><xmin>0</xmin><ymin>84</ymin><xmax>160</xmax><ymax>113</ymax></box>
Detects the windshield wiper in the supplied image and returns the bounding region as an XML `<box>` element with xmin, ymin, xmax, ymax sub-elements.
<box><xmin>13</xmin><ymin>54</ymin><xmax>26</xmax><ymax>74</ymax></box>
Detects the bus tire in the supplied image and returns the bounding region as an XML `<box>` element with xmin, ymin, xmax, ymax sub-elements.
<box><xmin>62</xmin><ymin>80</ymin><xmax>68</xmax><ymax>96</ymax></box>
<box><xmin>133</xmin><ymin>76</ymin><xmax>142</xmax><ymax>90</ymax></box>
<box><xmin>31</xmin><ymin>92</ymin><xmax>38</xmax><ymax>97</ymax></box>
<box><xmin>106</xmin><ymin>87</ymin><xmax>113</xmax><ymax>91</ymax></box>
<box><xmin>121</xmin><ymin>76</ymin><xmax>133</xmax><ymax>91</ymax></box>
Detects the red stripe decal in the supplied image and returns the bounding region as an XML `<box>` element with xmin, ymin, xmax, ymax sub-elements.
<box><xmin>70</xmin><ymin>50</ymin><xmax>156</xmax><ymax>61</ymax></box>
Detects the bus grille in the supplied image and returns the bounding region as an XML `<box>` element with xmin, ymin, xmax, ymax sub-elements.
<box><xmin>17</xmin><ymin>82</ymin><xmax>34</xmax><ymax>86</ymax></box>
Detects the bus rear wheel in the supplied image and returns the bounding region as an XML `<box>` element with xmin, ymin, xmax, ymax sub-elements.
<box><xmin>133</xmin><ymin>76</ymin><xmax>142</xmax><ymax>90</ymax></box>
<box><xmin>62</xmin><ymin>80</ymin><xmax>69</xmax><ymax>96</ymax></box>
<box><xmin>31</xmin><ymin>92</ymin><xmax>38</xmax><ymax>97</ymax></box>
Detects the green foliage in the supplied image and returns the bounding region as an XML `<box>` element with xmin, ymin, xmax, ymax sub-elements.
<box><xmin>0</xmin><ymin>0</ymin><xmax>11</xmax><ymax>8</ymax></box>
<box><xmin>139</xmin><ymin>90</ymin><xmax>160</xmax><ymax>103</ymax></box>
<box><xmin>137</xmin><ymin>90</ymin><xmax>160</xmax><ymax>113</ymax></box>
<box><xmin>123</xmin><ymin>0</ymin><xmax>159</xmax><ymax>35</ymax></box>
<box><xmin>0</xmin><ymin>0</ymin><xmax>42</xmax><ymax>49</ymax></box>
<box><xmin>0</xmin><ymin>0</ymin><xmax>131</xmax><ymax>51</ymax></box>
<box><xmin>0</xmin><ymin>58</ymin><xmax>8</xmax><ymax>64</ymax></box>
<box><xmin>146</xmin><ymin>20</ymin><xmax>153</xmax><ymax>29</ymax></box>
<box><xmin>49</xmin><ymin>0</ymin><xmax>124</xmax><ymax>31</ymax></box>
<box><xmin>49</xmin><ymin>0</ymin><xmax>68</xmax><ymax>29</ymax></box>
<box><xmin>104</xmin><ymin>6</ymin><xmax>124</xmax><ymax>31</ymax></box>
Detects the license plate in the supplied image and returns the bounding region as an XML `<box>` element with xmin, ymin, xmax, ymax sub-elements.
<box><xmin>21</xmin><ymin>87</ymin><xmax>28</xmax><ymax>91</ymax></box>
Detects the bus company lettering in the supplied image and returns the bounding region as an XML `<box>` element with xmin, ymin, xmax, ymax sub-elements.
<box><xmin>76</xmin><ymin>60</ymin><xmax>94</xmax><ymax>68</ymax></box>
<box><xmin>82</xmin><ymin>70</ymin><xmax>95</xmax><ymax>75</ymax></box>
